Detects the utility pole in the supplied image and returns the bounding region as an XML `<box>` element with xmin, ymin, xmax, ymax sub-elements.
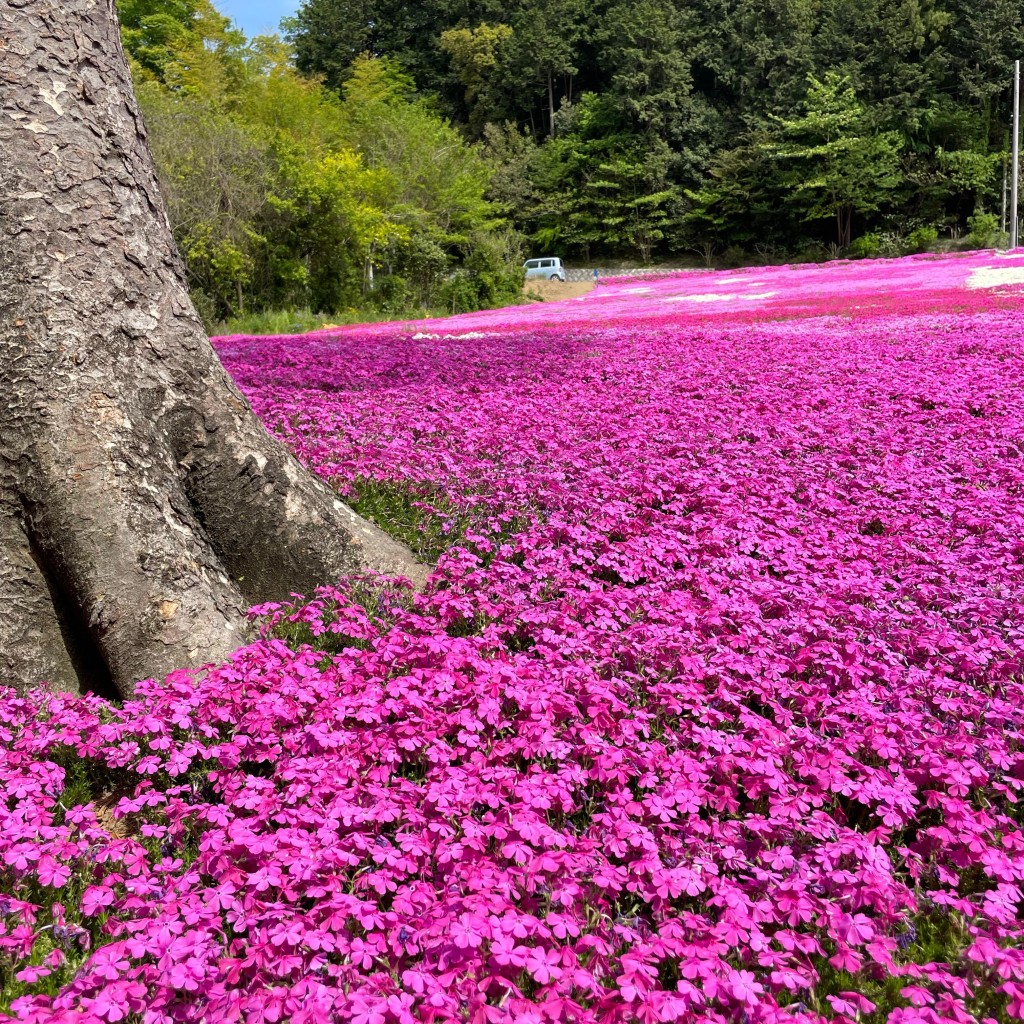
<box><xmin>1012</xmin><ymin>60</ymin><xmax>1020</xmax><ymax>248</ymax></box>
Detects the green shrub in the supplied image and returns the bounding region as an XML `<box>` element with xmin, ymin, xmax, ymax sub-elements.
<box><xmin>848</xmin><ymin>233</ymin><xmax>881</xmax><ymax>258</ymax></box>
<box><xmin>368</xmin><ymin>274</ymin><xmax>415</xmax><ymax>313</ymax></box>
<box><xmin>720</xmin><ymin>245</ymin><xmax>747</xmax><ymax>268</ymax></box>
<box><xmin>213</xmin><ymin>308</ymin><xmax>340</xmax><ymax>336</ymax></box>
<box><xmin>967</xmin><ymin>212</ymin><xmax>1000</xmax><ymax>249</ymax></box>
<box><xmin>877</xmin><ymin>232</ymin><xmax>907</xmax><ymax>257</ymax></box>
<box><xmin>905</xmin><ymin>225</ymin><xmax>939</xmax><ymax>253</ymax></box>
<box><xmin>436</xmin><ymin>272</ymin><xmax>484</xmax><ymax>315</ymax></box>
<box><xmin>793</xmin><ymin>240</ymin><xmax>828</xmax><ymax>263</ymax></box>
<box><xmin>190</xmin><ymin>288</ymin><xmax>220</xmax><ymax>333</ymax></box>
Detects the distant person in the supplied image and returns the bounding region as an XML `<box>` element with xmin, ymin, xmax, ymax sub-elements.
<box><xmin>593</xmin><ymin>267</ymin><xmax>600</xmax><ymax>284</ymax></box>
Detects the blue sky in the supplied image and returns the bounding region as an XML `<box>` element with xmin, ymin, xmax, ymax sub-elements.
<box><xmin>219</xmin><ymin>0</ymin><xmax>299</xmax><ymax>37</ymax></box>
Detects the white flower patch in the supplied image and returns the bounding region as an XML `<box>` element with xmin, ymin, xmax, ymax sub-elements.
<box><xmin>664</xmin><ymin>292</ymin><xmax>736</xmax><ymax>302</ymax></box>
<box><xmin>966</xmin><ymin>267</ymin><xmax>1024</xmax><ymax>289</ymax></box>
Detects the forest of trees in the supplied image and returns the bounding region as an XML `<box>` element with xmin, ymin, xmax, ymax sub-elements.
<box><xmin>289</xmin><ymin>0</ymin><xmax>1024</xmax><ymax>258</ymax></box>
<box><xmin>120</xmin><ymin>0</ymin><xmax>524</xmax><ymax>326</ymax></box>
<box><xmin>123</xmin><ymin>0</ymin><xmax>1024</xmax><ymax>323</ymax></box>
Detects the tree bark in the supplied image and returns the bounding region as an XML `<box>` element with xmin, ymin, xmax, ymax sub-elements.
<box><xmin>547</xmin><ymin>68</ymin><xmax>556</xmax><ymax>136</ymax></box>
<box><xmin>0</xmin><ymin>0</ymin><xmax>426</xmax><ymax>698</ymax></box>
<box><xmin>837</xmin><ymin>205</ymin><xmax>853</xmax><ymax>250</ymax></box>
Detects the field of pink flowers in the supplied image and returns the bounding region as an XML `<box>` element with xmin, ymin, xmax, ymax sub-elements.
<box><xmin>3</xmin><ymin>252</ymin><xmax>1024</xmax><ymax>1023</ymax></box>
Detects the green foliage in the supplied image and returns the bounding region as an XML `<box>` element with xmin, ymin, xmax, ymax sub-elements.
<box><xmin>765</xmin><ymin>73</ymin><xmax>905</xmax><ymax>247</ymax></box>
<box><xmin>966</xmin><ymin>211</ymin><xmax>1001</xmax><ymax>249</ymax></box>
<box><xmin>796</xmin><ymin>907</ymin><xmax>1011</xmax><ymax>1023</ymax></box>
<box><xmin>686</xmin><ymin>75</ymin><xmax>904</xmax><ymax>255</ymax></box>
<box><xmin>123</xmin><ymin>10</ymin><xmax>521</xmax><ymax>324</ymax></box>
<box><xmin>596</xmin><ymin>0</ymin><xmax>716</xmax><ymax>187</ymax></box>
<box><xmin>843</xmin><ymin>231</ymin><xmax>909</xmax><ymax>260</ymax></box>
<box><xmin>121</xmin><ymin>0</ymin><xmax>1024</xmax><ymax>275</ymax></box>
<box><xmin>936</xmin><ymin>147</ymin><xmax>999</xmax><ymax>193</ymax></box>
<box><xmin>283</xmin><ymin>0</ymin><xmax>375</xmax><ymax>92</ymax></box>
<box><xmin>481</xmin><ymin>122</ymin><xmax>538</xmax><ymax>203</ymax></box>
<box><xmin>287</xmin><ymin>0</ymin><xmax>459</xmax><ymax>101</ymax></box>
<box><xmin>344</xmin><ymin>478</ymin><xmax>476</xmax><ymax>564</ymax></box>
<box><xmin>340</xmin><ymin>476</ymin><xmax>530</xmax><ymax>569</ymax></box>
<box><xmin>0</xmin><ymin>745</ymin><xmax>139</xmax><ymax>1013</ymax></box>
<box><xmin>849</xmin><ymin>233</ymin><xmax>883</xmax><ymax>259</ymax></box>
<box><xmin>338</xmin><ymin>56</ymin><xmax>497</xmax><ymax>241</ymax></box>
<box><xmin>214</xmin><ymin>308</ymin><xmax>382</xmax><ymax>336</ymax></box>
<box><xmin>518</xmin><ymin>93</ymin><xmax>686</xmax><ymax>261</ymax></box>
<box><xmin>120</xmin><ymin>0</ymin><xmax>242</xmax><ymax>83</ymax></box>
<box><xmin>506</xmin><ymin>0</ymin><xmax>592</xmax><ymax>137</ymax></box>
<box><xmin>905</xmin><ymin>224</ymin><xmax>939</xmax><ymax>252</ymax></box>
<box><xmin>439</xmin><ymin>229</ymin><xmax>525</xmax><ymax>313</ymax></box>
<box><xmin>265</xmin><ymin>576</ymin><xmax>418</xmax><ymax>657</ymax></box>
<box><xmin>441</xmin><ymin>23</ymin><xmax>515</xmax><ymax>136</ymax></box>
<box><xmin>683</xmin><ymin>137</ymin><xmax>790</xmax><ymax>249</ymax></box>
<box><xmin>286</xmin><ymin>0</ymin><xmax>1021</xmax><ymax>263</ymax></box>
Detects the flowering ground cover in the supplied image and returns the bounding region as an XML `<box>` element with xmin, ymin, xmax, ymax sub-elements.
<box><xmin>3</xmin><ymin>251</ymin><xmax>1024</xmax><ymax>1023</ymax></box>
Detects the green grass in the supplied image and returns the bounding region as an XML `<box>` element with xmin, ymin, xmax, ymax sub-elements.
<box><xmin>785</xmin><ymin>907</ymin><xmax>1011</xmax><ymax>1023</ymax></box>
<box><xmin>345</xmin><ymin>477</ymin><xmax>479</xmax><ymax>565</ymax></box>
<box><xmin>260</xmin><ymin>477</ymin><xmax>532</xmax><ymax>656</ymax></box>
<box><xmin>213</xmin><ymin>305</ymin><xmax>444</xmax><ymax>337</ymax></box>
<box><xmin>4</xmin><ymin>740</ymin><xmax>1012</xmax><ymax>1017</ymax></box>
<box><xmin>0</xmin><ymin>735</ymin><xmax>230</xmax><ymax>1013</ymax></box>
<box><xmin>0</xmin><ymin>747</ymin><xmax>133</xmax><ymax>1014</ymax></box>
<box><xmin>265</xmin><ymin>575</ymin><xmax>416</xmax><ymax>659</ymax></box>
<box><xmin>345</xmin><ymin>476</ymin><xmax>531</xmax><ymax>580</ymax></box>
<box><xmin>259</xmin><ymin>477</ymin><xmax>467</xmax><ymax>658</ymax></box>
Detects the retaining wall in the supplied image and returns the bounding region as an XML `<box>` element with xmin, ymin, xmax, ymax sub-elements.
<box><xmin>564</xmin><ymin>267</ymin><xmax>696</xmax><ymax>283</ymax></box>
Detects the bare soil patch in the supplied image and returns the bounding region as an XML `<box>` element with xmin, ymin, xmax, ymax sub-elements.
<box><xmin>523</xmin><ymin>280</ymin><xmax>596</xmax><ymax>302</ymax></box>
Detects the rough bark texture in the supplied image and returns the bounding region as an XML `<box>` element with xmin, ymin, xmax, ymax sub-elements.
<box><xmin>0</xmin><ymin>0</ymin><xmax>426</xmax><ymax>698</ymax></box>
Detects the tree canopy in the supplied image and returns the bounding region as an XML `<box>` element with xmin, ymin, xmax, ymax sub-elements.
<box><xmin>288</xmin><ymin>0</ymin><xmax>1024</xmax><ymax>261</ymax></box>
<box><xmin>123</xmin><ymin>0</ymin><xmax>522</xmax><ymax>324</ymax></box>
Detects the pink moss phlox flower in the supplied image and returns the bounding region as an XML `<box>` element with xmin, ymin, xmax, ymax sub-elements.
<box><xmin>4</xmin><ymin>251</ymin><xmax>1024</xmax><ymax>1021</ymax></box>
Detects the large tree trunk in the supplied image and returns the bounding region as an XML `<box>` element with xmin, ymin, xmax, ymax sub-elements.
<box><xmin>0</xmin><ymin>0</ymin><xmax>426</xmax><ymax>698</ymax></box>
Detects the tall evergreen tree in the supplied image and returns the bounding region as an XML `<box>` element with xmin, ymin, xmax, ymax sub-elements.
<box><xmin>767</xmin><ymin>73</ymin><xmax>905</xmax><ymax>247</ymax></box>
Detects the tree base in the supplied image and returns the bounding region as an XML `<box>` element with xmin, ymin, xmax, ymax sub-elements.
<box><xmin>0</xmin><ymin>409</ymin><xmax>427</xmax><ymax>699</ymax></box>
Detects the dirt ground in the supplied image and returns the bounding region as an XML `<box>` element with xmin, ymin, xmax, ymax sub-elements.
<box><xmin>523</xmin><ymin>279</ymin><xmax>596</xmax><ymax>301</ymax></box>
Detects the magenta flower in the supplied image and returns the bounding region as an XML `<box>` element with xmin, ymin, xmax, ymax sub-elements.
<box><xmin>727</xmin><ymin>969</ymin><xmax>764</xmax><ymax>1006</ymax></box>
<box><xmin>80</xmin><ymin>886</ymin><xmax>116</xmax><ymax>917</ymax></box>
<box><xmin>5</xmin><ymin>250</ymin><xmax>1024</xmax><ymax>1023</ymax></box>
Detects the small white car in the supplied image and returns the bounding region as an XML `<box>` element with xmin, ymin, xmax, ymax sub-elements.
<box><xmin>524</xmin><ymin>257</ymin><xmax>566</xmax><ymax>282</ymax></box>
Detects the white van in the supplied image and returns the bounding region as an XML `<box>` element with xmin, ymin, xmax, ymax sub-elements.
<box><xmin>524</xmin><ymin>257</ymin><xmax>566</xmax><ymax>282</ymax></box>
